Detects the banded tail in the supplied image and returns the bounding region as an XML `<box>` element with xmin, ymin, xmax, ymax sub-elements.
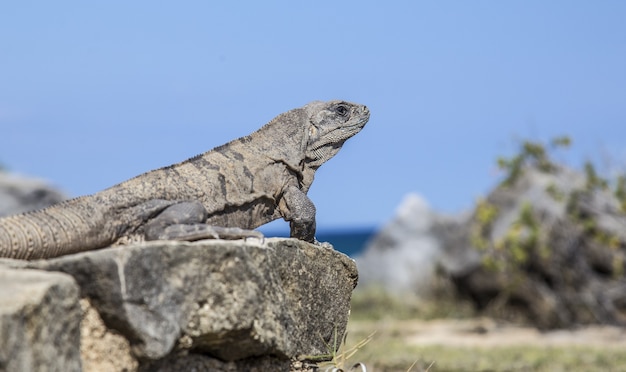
<box><xmin>0</xmin><ymin>197</ymin><xmax>111</xmax><ymax>260</ymax></box>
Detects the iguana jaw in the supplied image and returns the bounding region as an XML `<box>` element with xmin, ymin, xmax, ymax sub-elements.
<box><xmin>304</xmin><ymin>101</ymin><xmax>369</xmax><ymax>168</ymax></box>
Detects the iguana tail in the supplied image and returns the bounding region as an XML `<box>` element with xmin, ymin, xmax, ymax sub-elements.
<box><xmin>0</xmin><ymin>197</ymin><xmax>111</xmax><ymax>260</ymax></box>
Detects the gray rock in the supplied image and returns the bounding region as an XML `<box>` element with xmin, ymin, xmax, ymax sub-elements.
<box><xmin>139</xmin><ymin>354</ymin><xmax>294</xmax><ymax>372</ymax></box>
<box><xmin>486</xmin><ymin>166</ymin><xmax>586</xmax><ymax>243</ymax></box>
<box><xmin>79</xmin><ymin>298</ymin><xmax>139</xmax><ymax>372</ymax></box>
<box><xmin>452</xmin><ymin>165</ymin><xmax>626</xmax><ymax>328</ymax></box>
<box><xmin>15</xmin><ymin>238</ymin><xmax>357</xmax><ymax>363</ymax></box>
<box><xmin>0</xmin><ymin>172</ymin><xmax>67</xmax><ymax>217</ymax></box>
<box><xmin>0</xmin><ymin>266</ymin><xmax>81</xmax><ymax>372</ymax></box>
<box><xmin>356</xmin><ymin>193</ymin><xmax>476</xmax><ymax>294</ymax></box>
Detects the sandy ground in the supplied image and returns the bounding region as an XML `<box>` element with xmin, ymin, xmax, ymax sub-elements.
<box><xmin>352</xmin><ymin>318</ymin><xmax>626</xmax><ymax>349</ymax></box>
<box><xmin>404</xmin><ymin>318</ymin><xmax>626</xmax><ymax>348</ymax></box>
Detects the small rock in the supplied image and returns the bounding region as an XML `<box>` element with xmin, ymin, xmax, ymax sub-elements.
<box><xmin>0</xmin><ymin>266</ymin><xmax>81</xmax><ymax>372</ymax></box>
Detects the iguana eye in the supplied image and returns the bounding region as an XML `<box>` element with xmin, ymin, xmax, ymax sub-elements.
<box><xmin>335</xmin><ymin>105</ymin><xmax>349</xmax><ymax>117</ymax></box>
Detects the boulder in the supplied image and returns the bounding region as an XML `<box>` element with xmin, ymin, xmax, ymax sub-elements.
<box><xmin>450</xmin><ymin>165</ymin><xmax>626</xmax><ymax>328</ymax></box>
<box><xmin>0</xmin><ymin>172</ymin><xmax>67</xmax><ymax>217</ymax></box>
<box><xmin>1</xmin><ymin>238</ymin><xmax>357</xmax><ymax>370</ymax></box>
<box><xmin>355</xmin><ymin>193</ymin><xmax>476</xmax><ymax>295</ymax></box>
<box><xmin>358</xmin><ymin>163</ymin><xmax>626</xmax><ymax>329</ymax></box>
<box><xmin>0</xmin><ymin>266</ymin><xmax>81</xmax><ymax>372</ymax></box>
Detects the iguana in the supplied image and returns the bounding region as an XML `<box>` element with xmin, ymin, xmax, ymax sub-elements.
<box><xmin>0</xmin><ymin>100</ymin><xmax>369</xmax><ymax>260</ymax></box>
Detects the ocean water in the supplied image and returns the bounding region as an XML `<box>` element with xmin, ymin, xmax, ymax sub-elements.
<box><xmin>263</xmin><ymin>227</ymin><xmax>376</xmax><ymax>257</ymax></box>
<box><xmin>316</xmin><ymin>228</ymin><xmax>376</xmax><ymax>257</ymax></box>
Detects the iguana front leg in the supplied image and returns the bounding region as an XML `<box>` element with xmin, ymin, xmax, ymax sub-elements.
<box><xmin>279</xmin><ymin>185</ymin><xmax>316</xmax><ymax>242</ymax></box>
<box><xmin>144</xmin><ymin>201</ymin><xmax>263</xmax><ymax>241</ymax></box>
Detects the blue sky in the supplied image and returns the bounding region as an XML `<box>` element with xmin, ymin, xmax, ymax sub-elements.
<box><xmin>1</xmin><ymin>2</ymin><xmax>625</xmax><ymax>231</ymax></box>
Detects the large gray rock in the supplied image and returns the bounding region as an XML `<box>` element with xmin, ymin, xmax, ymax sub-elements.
<box><xmin>0</xmin><ymin>266</ymin><xmax>81</xmax><ymax>372</ymax></box>
<box><xmin>356</xmin><ymin>193</ymin><xmax>475</xmax><ymax>295</ymax></box>
<box><xmin>7</xmin><ymin>238</ymin><xmax>357</xmax><ymax>368</ymax></box>
<box><xmin>358</xmin><ymin>164</ymin><xmax>626</xmax><ymax>329</ymax></box>
<box><xmin>451</xmin><ymin>165</ymin><xmax>626</xmax><ymax>328</ymax></box>
<box><xmin>0</xmin><ymin>172</ymin><xmax>67</xmax><ymax>217</ymax></box>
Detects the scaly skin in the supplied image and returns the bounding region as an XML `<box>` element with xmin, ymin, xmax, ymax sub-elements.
<box><xmin>0</xmin><ymin>100</ymin><xmax>369</xmax><ymax>259</ymax></box>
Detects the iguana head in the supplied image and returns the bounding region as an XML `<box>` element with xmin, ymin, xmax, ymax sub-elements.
<box><xmin>303</xmin><ymin>100</ymin><xmax>370</xmax><ymax>169</ymax></box>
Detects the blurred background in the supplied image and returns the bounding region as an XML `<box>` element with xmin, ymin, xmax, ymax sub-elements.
<box><xmin>2</xmin><ymin>2</ymin><xmax>626</xmax><ymax>370</ymax></box>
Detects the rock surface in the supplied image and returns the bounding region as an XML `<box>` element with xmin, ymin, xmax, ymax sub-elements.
<box><xmin>356</xmin><ymin>193</ymin><xmax>476</xmax><ymax>295</ymax></box>
<box><xmin>0</xmin><ymin>266</ymin><xmax>81</xmax><ymax>372</ymax></box>
<box><xmin>0</xmin><ymin>172</ymin><xmax>67</xmax><ymax>217</ymax></box>
<box><xmin>80</xmin><ymin>298</ymin><xmax>138</xmax><ymax>372</ymax></box>
<box><xmin>0</xmin><ymin>238</ymin><xmax>357</xmax><ymax>371</ymax></box>
<box><xmin>452</xmin><ymin>165</ymin><xmax>626</xmax><ymax>328</ymax></box>
<box><xmin>363</xmin><ymin>165</ymin><xmax>626</xmax><ymax>329</ymax></box>
<box><xmin>138</xmin><ymin>354</ymin><xmax>301</xmax><ymax>372</ymax></box>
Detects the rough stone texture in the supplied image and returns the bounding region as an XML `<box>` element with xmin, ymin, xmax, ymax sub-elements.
<box><xmin>139</xmin><ymin>354</ymin><xmax>293</xmax><ymax>372</ymax></box>
<box><xmin>139</xmin><ymin>353</ymin><xmax>316</xmax><ymax>371</ymax></box>
<box><xmin>6</xmin><ymin>238</ymin><xmax>357</xmax><ymax>368</ymax></box>
<box><xmin>0</xmin><ymin>266</ymin><xmax>81</xmax><ymax>372</ymax></box>
<box><xmin>80</xmin><ymin>298</ymin><xmax>138</xmax><ymax>372</ymax></box>
<box><xmin>0</xmin><ymin>172</ymin><xmax>67</xmax><ymax>217</ymax></box>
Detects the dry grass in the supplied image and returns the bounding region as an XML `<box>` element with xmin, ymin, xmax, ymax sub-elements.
<box><xmin>344</xmin><ymin>288</ymin><xmax>626</xmax><ymax>371</ymax></box>
<box><xmin>343</xmin><ymin>318</ymin><xmax>626</xmax><ymax>371</ymax></box>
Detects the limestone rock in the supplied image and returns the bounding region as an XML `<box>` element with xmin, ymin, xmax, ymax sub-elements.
<box><xmin>0</xmin><ymin>266</ymin><xmax>81</xmax><ymax>372</ymax></box>
<box><xmin>0</xmin><ymin>172</ymin><xmax>67</xmax><ymax>217</ymax></box>
<box><xmin>79</xmin><ymin>298</ymin><xmax>138</xmax><ymax>372</ymax></box>
<box><xmin>23</xmin><ymin>238</ymin><xmax>357</xmax><ymax>364</ymax></box>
